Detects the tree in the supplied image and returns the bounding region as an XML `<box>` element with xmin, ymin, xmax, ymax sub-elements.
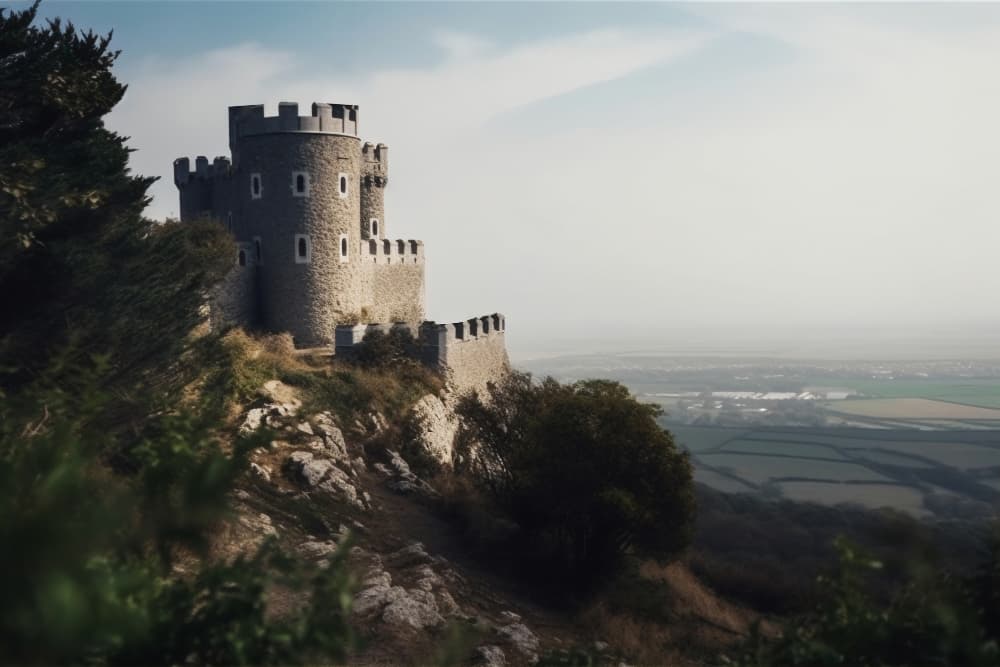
<box><xmin>0</xmin><ymin>1</ymin><xmax>231</xmax><ymax>413</ymax></box>
<box><xmin>455</xmin><ymin>371</ymin><xmax>696</xmax><ymax>588</ymax></box>
<box><xmin>0</xmin><ymin>4</ymin><xmax>355</xmax><ymax>663</ymax></box>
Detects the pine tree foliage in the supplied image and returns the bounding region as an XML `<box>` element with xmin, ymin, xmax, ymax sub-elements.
<box><xmin>0</xmin><ymin>4</ymin><xmax>355</xmax><ymax>663</ymax></box>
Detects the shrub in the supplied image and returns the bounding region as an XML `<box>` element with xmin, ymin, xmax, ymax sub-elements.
<box><xmin>455</xmin><ymin>371</ymin><xmax>696</xmax><ymax>589</ymax></box>
<box><xmin>353</xmin><ymin>327</ymin><xmax>417</xmax><ymax>368</ymax></box>
<box><xmin>736</xmin><ymin>537</ymin><xmax>1000</xmax><ymax>666</ymax></box>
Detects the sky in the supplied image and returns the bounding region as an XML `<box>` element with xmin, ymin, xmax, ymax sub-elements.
<box><xmin>26</xmin><ymin>2</ymin><xmax>1000</xmax><ymax>359</ymax></box>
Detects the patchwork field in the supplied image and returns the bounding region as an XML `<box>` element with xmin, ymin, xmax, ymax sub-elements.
<box><xmin>670</xmin><ymin>425</ymin><xmax>1000</xmax><ymax>517</ymax></box>
<box><xmin>828</xmin><ymin>398</ymin><xmax>1000</xmax><ymax>420</ymax></box>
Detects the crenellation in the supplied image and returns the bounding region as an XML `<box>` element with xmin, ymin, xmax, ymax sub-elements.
<box><xmin>175</xmin><ymin>100</ymin><xmax>507</xmax><ymax>386</ymax></box>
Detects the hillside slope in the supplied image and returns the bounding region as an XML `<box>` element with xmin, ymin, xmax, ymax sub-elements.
<box><xmin>207</xmin><ymin>336</ymin><xmax>772</xmax><ymax>666</ymax></box>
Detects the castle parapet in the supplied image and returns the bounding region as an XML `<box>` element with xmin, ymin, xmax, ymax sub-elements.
<box><xmin>173</xmin><ymin>155</ymin><xmax>231</xmax><ymax>186</ymax></box>
<box><xmin>361</xmin><ymin>238</ymin><xmax>424</xmax><ymax>264</ymax></box>
<box><xmin>362</xmin><ymin>141</ymin><xmax>388</xmax><ymax>186</ymax></box>
<box><xmin>228</xmin><ymin>102</ymin><xmax>360</xmax><ymax>147</ymax></box>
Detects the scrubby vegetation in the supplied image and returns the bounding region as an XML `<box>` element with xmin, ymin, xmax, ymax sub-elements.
<box><xmin>736</xmin><ymin>535</ymin><xmax>1000</xmax><ymax>666</ymax></box>
<box><xmin>451</xmin><ymin>371</ymin><xmax>696</xmax><ymax>592</ymax></box>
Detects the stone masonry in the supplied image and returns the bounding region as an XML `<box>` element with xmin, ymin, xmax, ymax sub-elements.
<box><xmin>175</xmin><ymin>101</ymin><xmax>508</xmax><ymax>390</ymax></box>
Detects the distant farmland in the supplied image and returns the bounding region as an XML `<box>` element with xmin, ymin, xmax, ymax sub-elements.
<box><xmin>669</xmin><ymin>425</ymin><xmax>1000</xmax><ymax>518</ymax></box>
<box><xmin>828</xmin><ymin>398</ymin><xmax>1000</xmax><ymax>420</ymax></box>
<box><xmin>834</xmin><ymin>378</ymin><xmax>1000</xmax><ymax>409</ymax></box>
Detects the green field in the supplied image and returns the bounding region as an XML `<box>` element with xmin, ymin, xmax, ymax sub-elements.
<box><xmin>721</xmin><ymin>438</ymin><xmax>847</xmax><ymax>460</ymax></box>
<box><xmin>829</xmin><ymin>378</ymin><xmax>1000</xmax><ymax>409</ymax></box>
<box><xmin>672</xmin><ymin>425</ymin><xmax>1000</xmax><ymax>516</ymax></box>
<box><xmin>698</xmin><ymin>452</ymin><xmax>891</xmax><ymax>485</ymax></box>
<box><xmin>777</xmin><ymin>481</ymin><xmax>928</xmax><ymax>516</ymax></box>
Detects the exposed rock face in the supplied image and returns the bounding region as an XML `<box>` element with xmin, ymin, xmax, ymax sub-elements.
<box><xmin>231</xmin><ymin>388</ymin><xmax>554</xmax><ymax>664</ymax></box>
<box><xmin>373</xmin><ymin>451</ymin><xmax>438</xmax><ymax>497</ymax></box>
<box><xmin>349</xmin><ymin>543</ymin><xmax>456</xmax><ymax>632</ymax></box>
<box><xmin>409</xmin><ymin>393</ymin><xmax>460</xmax><ymax>466</ymax></box>
<box><xmin>475</xmin><ymin>645</ymin><xmax>506</xmax><ymax>667</ymax></box>
<box><xmin>497</xmin><ymin>621</ymin><xmax>540</xmax><ymax>662</ymax></box>
<box><xmin>285</xmin><ymin>450</ymin><xmax>365</xmax><ymax>510</ymax></box>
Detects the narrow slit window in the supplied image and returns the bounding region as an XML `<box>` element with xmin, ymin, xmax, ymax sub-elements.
<box><xmin>238</xmin><ymin>250</ymin><xmax>246</xmax><ymax>266</ymax></box>
<box><xmin>338</xmin><ymin>173</ymin><xmax>349</xmax><ymax>198</ymax></box>
<box><xmin>292</xmin><ymin>171</ymin><xmax>310</xmax><ymax>197</ymax></box>
<box><xmin>339</xmin><ymin>234</ymin><xmax>349</xmax><ymax>263</ymax></box>
<box><xmin>254</xmin><ymin>238</ymin><xmax>262</xmax><ymax>262</ymax></box>
<box><xmin>371</xmin><ymin>218</ymin><xmax>379</xmax><ymax>237</ymax></box>
<box><xmin>250</xmin><ymin>173</ymin><xmax>262</xmax><ymax>199</ymax></box>
<box><xmin>295</xmin><ymin>234</ymin><xmax>311</xmax><ymax>264</ymax></box>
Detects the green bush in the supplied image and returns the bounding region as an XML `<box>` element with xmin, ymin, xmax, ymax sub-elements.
<box><xmin>353</xmin><ymin>326</ymin><xmax>418</xmax><ymax>368</ymax></box>
<box><xmin>454</xmin><ymin>371</ymin><xmax>696</xmax><ymax>589</ymax></box>
<box><xmin>737</xmin><ymin>536</ymin><xmax>1000</xmax><ymax>666</ymax></box>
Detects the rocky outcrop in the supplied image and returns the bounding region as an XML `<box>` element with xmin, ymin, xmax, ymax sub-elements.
<box><xmin>372</xmin><ymin>450</ymin><xmax>437</xmax><ymax>497</ymax></box>
<box><xmin>285</xmin><ymin>450</ymin><xmax>367</xmax><ymax>510</ymax></box>
<box><xmin>409</xmin><ymin>393</ymin><xmax>460</xmax><ymax>466</ymax></box>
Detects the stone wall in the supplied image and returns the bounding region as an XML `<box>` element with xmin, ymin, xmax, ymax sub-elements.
<box><xmin>427</xmin><ymin>316</ymin><xmax>510</xmax><ymax>396</ymax></box>
<box><xmin>364</xmin><ymin>239</ymin><xmax>425</xmax><ymax>323</ymax></box>
<box><xmin>208</xmin><ymin>243</ymin><xmax>258</xmax><ymax>332</ymax></box>
<box><xmin>335</xmin><ymin>314</ymin><xmax>510</xmax><ymax>396</ymax></box>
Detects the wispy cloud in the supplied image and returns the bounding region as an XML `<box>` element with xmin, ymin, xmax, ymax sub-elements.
<box><xmin>108</xmin><ymin>10</ymin><xmax>1000</xmax><ymax>354</ymax></box>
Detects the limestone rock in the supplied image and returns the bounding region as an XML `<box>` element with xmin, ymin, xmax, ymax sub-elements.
<box><xmin>387</xmin><ymin>542</ymin><xmax>432</xmax><ymax>568</ymax></box>
<box><xmin>409</xmin><ymin>393</ymin><xmax>460</xmax><ymax>466</ymax></box>
<box><xmin>286</xmin><ymin>451</ymin><xmax>364</xmax><ymax>509</ymax></box>
<box><xmin>313</xmin><ymin>412</ymin><xmax>348</xmax><ymax>460</ymax></box>
<box><xmin>381</xmin><ymin>589</ymin><xmax>444</xmax><ymax>630</ymax></box>
<box><xmin>498</xmin><ymin>622</ymin><xmax>540</xmax><ymax>660</ymax></box>
<box><xmin>475</xmin><ymin>645</ymin><xmax>506</xmax><ymax>667</ymax></box>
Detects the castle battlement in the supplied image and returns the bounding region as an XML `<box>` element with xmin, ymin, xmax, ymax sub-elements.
<box><xmin>361</xmin><ymin>141</ymin><xmax>388</xmax><ymax>186</ymax></box>
<box><xmin>428</xmin><ymin>313</ymin><xmax>507</xmax><ymax>344</ymax></box>
<box><xmin>362</xmin><ymin>238</ymin><xmax>424</xmax><ymax>264</ymax></box>
<box><xmin>227</xmin><ymin>102</ymin><xmax>360</xmax><ymax>147</ymax></box>
<box><xmin>173</xmin><ymin>155</ymin><xmax>232</xmax><ymax>186</ymax></box>
<box><xmin>175</xmin><ymin>100</ymin><xmax>508</xmax><ymax>386</ymax></box>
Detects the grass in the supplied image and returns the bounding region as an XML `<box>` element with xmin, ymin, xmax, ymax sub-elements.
<box><xmin>187</xmin><ymin>328</ymin><xmax>443</xmax><ymax>431</ymax></box>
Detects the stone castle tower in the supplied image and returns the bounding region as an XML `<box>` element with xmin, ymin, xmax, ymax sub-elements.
<box><xmin>174</xmin><ymin>101</ymin><xmax>509</xmax><ymax>393</ymax></box>
<box><xmin>174</xmin><ymin>102</ymin><xmax>424</xmax><ymax>346</ymax></box>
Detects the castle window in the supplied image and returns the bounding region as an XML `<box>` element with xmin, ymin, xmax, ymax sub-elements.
<box><xmin>339</xmin><ymin>234</ymin><xmax>349</xmax><ymax>263</ymax></box>
<box><xmin>370</xmin><ymin>218</ymin><xmax>379</xmax><ymax>238</ymax></box>
<box><xmin>238</xmin><ymin>249</ymin><xmax>246</xmax><ymax>266</ymax></box>
<box><xmin>292</xmin><ymin>171</ymin><xmax>310</xmax><ymax>197</ymax></box>
<box><xmin>295</xmin><ymin>234</ymin><xmax>311</xmax><ymax>264</ymax></box>
<box><xmin>338</xmin><ymin>173</ymin><xmax>349</xmax><ymax>198</ymax></box>
<box><xmin>250</xmin><ymin>173</ymin><xmax>262</xmax><ymax>199</ymax></box>
<box><xmin>253</xmin><ymin>236</ymin><xmax>262</xmax><ymax>263</ymax></box>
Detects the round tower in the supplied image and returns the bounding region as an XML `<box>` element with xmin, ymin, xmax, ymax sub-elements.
<box><xmin>228</xmin><ymin>101</ymin><xmax>366</xmax><ymax>346</ymax></box>
<box><xmin>360</xmin><ymin>141</ymin><xmax>388</xmax><ymax>240</ymax></box>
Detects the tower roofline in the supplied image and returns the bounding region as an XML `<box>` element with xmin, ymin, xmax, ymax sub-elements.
<box><xmin>228</xmin><ymin>102</ymin><xmax>362</xmax><ymax>148</ymax></box>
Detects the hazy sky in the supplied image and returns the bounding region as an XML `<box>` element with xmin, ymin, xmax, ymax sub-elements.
<box><xmin>33</xmin><ymin>2</ymin><xmax>1000</xmax><ymax>358</ymax></box>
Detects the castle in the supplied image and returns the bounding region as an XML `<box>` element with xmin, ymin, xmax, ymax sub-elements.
<box><xmin>174</xmin><ymin>102</ymin><xmax>508</xmax><ymax>391</ymax></box>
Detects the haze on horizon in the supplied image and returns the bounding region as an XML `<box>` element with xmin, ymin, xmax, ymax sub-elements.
<box><xmin>39</xmin><ymin>2</ymin><xmax>1000</xmax><ymax>360</ymax></box>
